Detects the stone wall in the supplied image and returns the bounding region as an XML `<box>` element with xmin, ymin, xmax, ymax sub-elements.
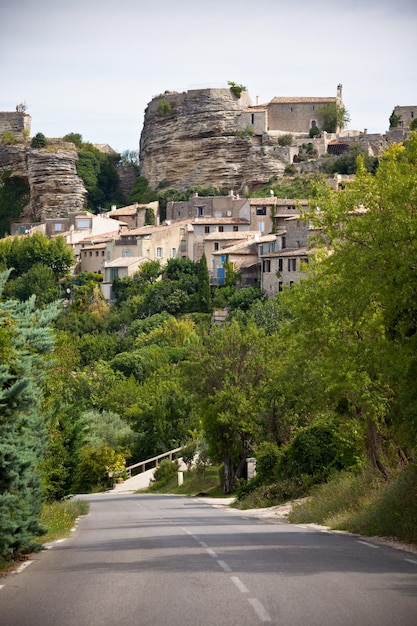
<box><xmin>0</xmin><ymin>112</ymin><xmax>31</xmax><ymax>138</ymax></box>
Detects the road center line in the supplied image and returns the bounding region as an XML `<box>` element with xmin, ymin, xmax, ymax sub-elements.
<box><xmin>217</xmin><ymin>559</ymin><xmax>232</xmax><ymax>572</ymax></box>
<box><xmin>231</xmin><ymin>576</ymin><xmax>249</xmax><ymax>593</ymax></box>
<box><xmin>248</xmin><ymin>597</ymin><xmax>272</xmax><ymax>622</ymax></box>
<box><xmin>206</xmin><ymin>548</ymin><xmax>217</xmax><ymax>557</ymax></box>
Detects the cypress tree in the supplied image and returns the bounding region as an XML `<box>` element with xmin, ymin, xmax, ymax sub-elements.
<box><xmin>197</xmin><ymin>253</ymin><xmax>212</xmax><ymax>313</ymax></box>
<box><xmin>0</xmin><ymin>271</ymin><xmax>59</xmax><ymax>559</ymax></box>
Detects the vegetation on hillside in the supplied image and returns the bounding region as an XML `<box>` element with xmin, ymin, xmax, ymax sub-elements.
<box><xmin>0</xmin><ymin>134</ymin><xmax>417</xmax><ymax>561</ymax></box>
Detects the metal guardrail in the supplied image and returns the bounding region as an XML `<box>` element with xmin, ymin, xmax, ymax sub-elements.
<box><xmin>125</xmin><ymin>446</ymin><xmax>186</xmax><ymax>478</ymax></box>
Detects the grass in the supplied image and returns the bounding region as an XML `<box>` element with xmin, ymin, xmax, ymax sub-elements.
<box><xmin>39</xmin><ymin>498</ymin><xmax>90</xmax><ymax>543</ymax></box>
<box><xmin>0</xmin><ymin>498</ymin><xmax>89</xmax><ymax>573</ymax></box>
<box><xmin>288</xmin><ymin>463</ymin><xmax>417</xmax><ymax>547</ymax></box>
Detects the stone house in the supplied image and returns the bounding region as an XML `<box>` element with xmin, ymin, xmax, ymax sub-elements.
<box><xmin>101</xmin><ymin>256</ymin><xmax>149</xmax><ymax>302</ymax></box>
<box><xmin>166</xmin><ymin>192</ymin><xmax>250</xmax><ymax>222</ymax></box>
<box><xmin>391</xmin><ymin>105</ymin><xmax>417</xmax><ymax>129</ymax></box>
<box><xmin>107</xmin><ymin>219</ymin><xmax>192</xmax><ymax>264</ymax></box>
<box><xmin>190</xmin><ymin>216</ymin><xmax>252</xmax><ymax>262</ymax></box>
<box><xmin>204</xmin><ymin>231</ymin><xmax>262</xmax><ymax>280</ymax></box>
<box><xmin>106</xmin><ymin>201</ymin><xmax>159</xmax><ymax>229</ymax></box>
<box><xmin>259</xmin><ymin>215</ymin><xmax>313</xmax><ymax>296</ymax></box>
<box><xmin>239</xmin><ymin>85</ymin><xmax>344</xmax><ymax>135</ymax></box>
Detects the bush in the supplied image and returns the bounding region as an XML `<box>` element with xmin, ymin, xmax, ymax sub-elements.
<box><xmin>1</xmin><ymin>131</ymin><xmax>16</xmax><ymax>145</ymax></box>
<box><xmin>278</xmin><ymin>134</ymin><xmax>293</xmax><ymax>147</ymax></box>
<box><xmin>31</xmin><ymin>132</ymin><xmax>47</xmax><ymax>148</ymax></box>
<box><xmin>157</xmin><ymin>100</ymin><xmax>172</xmax><ymax>116</ymax></box>
<box><xmin>151</xmin><ymin>459</ymin><xmax>179</xmax><ymax>488</ymax></box>
<box><xmin>255</xmin><ymin>441</ymin><xmax>281</xmax><ymax>483</ymax></box>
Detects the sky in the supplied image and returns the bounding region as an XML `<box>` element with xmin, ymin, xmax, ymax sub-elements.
<box><xmin>1</xmin><ymin>0</ymin><xmax>417</xmax><ymax>154</ymax></box>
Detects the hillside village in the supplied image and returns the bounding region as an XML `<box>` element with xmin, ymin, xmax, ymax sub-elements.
<box><xmin>0</xmin><ymin>86</ymin><xmax>416</xmax><ymax>301</ymax></box>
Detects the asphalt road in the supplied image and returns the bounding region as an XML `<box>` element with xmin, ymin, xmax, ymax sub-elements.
<box><xmin>1</xmin><ymin>493</ymin><xmax>416</xmax><ymax>626</ymax></box>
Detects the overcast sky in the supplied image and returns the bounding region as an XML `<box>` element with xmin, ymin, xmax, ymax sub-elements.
<box><xmin>1</xmin><ymin>0</ymin><xmax>416</xmax><ymax>154</ymax></box>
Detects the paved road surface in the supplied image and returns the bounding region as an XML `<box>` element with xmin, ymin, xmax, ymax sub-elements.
<box><xmin>1</xmin><ymin>493</ymin><xmax>416</xmax><ymax>625</ymax></box>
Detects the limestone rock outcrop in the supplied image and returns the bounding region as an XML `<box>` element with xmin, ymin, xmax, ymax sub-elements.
<box><xmin>0</xmin><ymin>142</ymin><xmax>87</xmax><ymax>222</ymax></box>
<box><xmin>139</xmin><ymin>88</ymin><xmax>287</xmax><ymax>192</ymax></box>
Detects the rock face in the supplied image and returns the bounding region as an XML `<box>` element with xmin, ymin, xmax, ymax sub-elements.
<box><xmin>0</xmin><ymin>142</ymin><xmax>87</xmax><ymax>222</ymax></box>
<box><xmin>139</xmin><ymin>88</ymin><xmax>287</xmax><ymax>192</ymax></box>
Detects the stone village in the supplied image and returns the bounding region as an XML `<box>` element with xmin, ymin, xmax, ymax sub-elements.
<box><xmin>0</xmin><ymin>85</ymin><xmax>415</xmax><ymax>303</ymax></box>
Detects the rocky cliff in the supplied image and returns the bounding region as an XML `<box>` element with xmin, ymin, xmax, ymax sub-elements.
<box><xmin>139</xmin><ymin>88</ymin><xmax>287</xmax><ymax>192</ymax></box>
<box><xmin>0</xmin><ymin>142</ymin><xmax>87</xmax><ymax>222</ymax></box>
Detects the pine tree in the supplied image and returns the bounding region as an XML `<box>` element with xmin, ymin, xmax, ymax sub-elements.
<box><xmin>0</xmin><ymin>271</ymin><xmax>60</xmax><ymax>559</ymax></box>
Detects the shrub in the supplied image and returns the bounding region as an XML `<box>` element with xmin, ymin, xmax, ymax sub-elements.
<box><xmin>309</xmin><ymin>126</ymin><xmax>320</xmax><ymax>138</ymax></box>
<box><xmin>284</xmin><ymin>164</ymin><xmax>297</xmax><ymax>175</ymax></box>
<box><xmin>1</xmin><ymin>131</ymin><xmax>16</xmax><ymax>145</ymax></box>
<box><xmin>31</xmin><ymin>132</ymin><xmax>47</xmax><ymax>148</ymax></box>
<box><xmin>228</xmin><ymin>81</ymin><xmax>246</xmax><ymax>99</ymax></box>
<box><xmin>278</xmin><ymin>134</ymin><xmax>293</xmax><ymax>147</ymax></box>
<box><xmin>151</xmin><ymin>459</ymin><xmax>179</xmax><ymax>487</ymax></box>
<box><xmin>255</xmin><ymin>441</ymin><xmax>281</xmax><ymax>483</ymax></box>
<box><xmin>157</xmin><ymin>100</ymin><xmax>172</xmax><ymax>116</ymax></box>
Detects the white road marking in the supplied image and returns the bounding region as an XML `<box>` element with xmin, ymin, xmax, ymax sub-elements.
<box><xmin>357</xmin><ymin>541</ymin><xmax>379</xmax><ymax>549</ymax></box>
<box><xmin>231</xmin><ymin>576</ymin><xmax>249</xmax><ymax>593</ymax></box>
<box><xmin>0</xmin><ymin>585</ymin><xmax>4</xmax><ymax>590</ymax></box>
<box><xmin>248</xmin><ymin>597</ymin><xmax>272</xmax><ymax>622</ymax></box>
<box><xmin>206</xmin><ymin>548</ymin><xmax>217</xmax><ymax>557</ymax></box>
<box><xmin>405</xmin><ymin>558</ymin><xmax>417</xmax><ymax>566</ymax></box>
<box><xmin>217</xmin><ymin>559</ymin><xmax>232</xmax><ymax>572</ymax></box>
<box><xmin>199</xmin><ymin>541</ymin><xmax>208</xmax><ymax>548</ymax></box>
<box><xmin>14</xmin><ymin>560</ymin><xmax>33</xmax><ymax>574</ymax></box>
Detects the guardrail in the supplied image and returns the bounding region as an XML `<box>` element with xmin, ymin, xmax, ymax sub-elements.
<box><xmin>125</xmin><ymin>446</ymin><xmax>186</xmax><ymax>478</ymax></box>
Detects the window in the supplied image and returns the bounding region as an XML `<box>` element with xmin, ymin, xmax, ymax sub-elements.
<box><xmin>233</xmin><ymin>225</ymin><xmax>238</xmax><ymax>232</ymax></box>
<box><xmin>101</xmin><ymin>251</ymin><xmax>105</xmax><ymax>256</ymax></box>
<box><xmin>171</xmin><ymin>247</ymin><xmax>177</xmax><ymax>258</ymax></box>
<box><xmin>214</xmin><ymin>242</ymin><xmax>219</xmax><ymax>251</ymax></box>
<box><xmin>180</xmin><ymin>228</ymin><xmax>185</xmax><ymax>236</ymax></box>
<box><xmin>251</xmin><ymin>113</ymin><xmax>255</xmax><ymax>124</ymax></box>
<box><xmin>282</xmin><ymin>236</ymin><xmax>286</xmax><ymax>249</ymax></box>
<box><xmin>278</xmin><ymin>258</ymin><xmax>283</xmax><ymax>272</ymax></box>
<box><xmin>288</xmin><ymin>258</ymin><xmax>297</xmax><ymax>271</ymax></box>
<box><xmin>180</xmin><ymin>240</ymin><xmax>187</xmax><ymax>252</ymax></box>
<box><xmin>197</xmin><ymin>207</ymin><xmax>204</xmax><ymax>217</ymax></box>
<box><xmin>205</xmin><ymin>226</ymin><xmax>210</xmax><ymax>234</ymax></box>
<box><xmin>219</xmin><ymin>226</ymin><xmax>224</xmax><ymax>233</ymax></box>
<box><xmin>89</xmin><ymin>251</ymin><xmax>92</xmax><ymax>257</ymax></box>
<box><xmin>256</xmin><ymin>207</ymin><xmax>267</xmax><ymax>216</ymax></box>
<box><xmin>312</xmin><ymin>105</ymin><xmax>315</xmax><ymax>112</ymax></box>
<box><xmin>109</xmin><ymin>268</ymin><xmax>119</xmax><ymax>280</ymax></box>
<box><xmin>156</xmin><ymin>247</ymin><xmax>163</xmax><ymax>258</ymax></box>
<box><xmin>54</xmin><ymin>223</ymin><xmax>63</xmax><ymax>232</ymax></box>
<box><xmin>259</xmin><ymin>221</ymin><xmax>265</xmax><ymax>233</ymax></box>
<box><xmin>262</xmin><ymin>260</ymin><xmax>271</xmax><ymax>272</ymax></box>
<box><xmin>95</xmin><ymin>251</ymin><xmax>99</xmax><ymax>257</ymax></box>
<box><xmin>278</xmin><ymin>281</ymin><xmax>283</xmax><ymax>292</ymax></box>
<box><xmin>76</xmin><ymin>218</ymin><xmax>90</xmax><ymax>229</ymax></box>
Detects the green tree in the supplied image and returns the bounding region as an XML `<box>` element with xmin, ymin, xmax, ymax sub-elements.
<box><xmin>0</xmin><ymin>172</ymin><xmax>30</xmax><ymax>237</ymax></box>
<box><xmin>0</xmin><ymin>232</ymin><xmax>74</xmax><ymax>280</ymax></box>
<box><xmin>186</xmin><ymin>320</ymin><xmax>269</xmax><ymax>493</ymax></box>
<box><xmin>196</xmin><ymin>253</ymin><xmax>212</xmax><ymax>313</ymax></box>
<box><xmin>0</xmin><ymin>271</ymin><xmax>60</xmax><ymax>558</ymax></box>
<box><xmin>317</xmin><ymin>103</ymin><xmax>350</xmax><ymax>132</ymax></box>
<box><xmin>12</xmin><ymin>263</ymin><xmax>60</xmax><ymax>305</ymax></box>
<box><xmin>281</xmin><ymin>134</ymin><xmax>417</xmax><ymax>470</ymax></box>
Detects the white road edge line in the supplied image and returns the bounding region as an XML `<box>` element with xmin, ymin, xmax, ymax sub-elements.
<box><xmin>248</xmin><ymin>597</ymin><xmax>272</xmax><ymax>622</ymax></box>
<box><xmin>231</xmin><ymin>576</ymin><xmax>249</xmax><ymax>593</ymax></box>
<box><xmin>14</xmin><ymin>560</ymin><xmax>34</xmax><ymax>574</ymax></box>
<box><xmin>217</xmin><ymin>559</ymin><xmax>232</xmax><ymax>572</ymax></box>
<box><xmin>405</xmin><ymin>558</ymin><xmax>417</xmax><ymax>566</ymax></box>
<box><xmin>357</xmin><ymin>541</ymin><xmax>379</xmax><ymax>549</ymax></box>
